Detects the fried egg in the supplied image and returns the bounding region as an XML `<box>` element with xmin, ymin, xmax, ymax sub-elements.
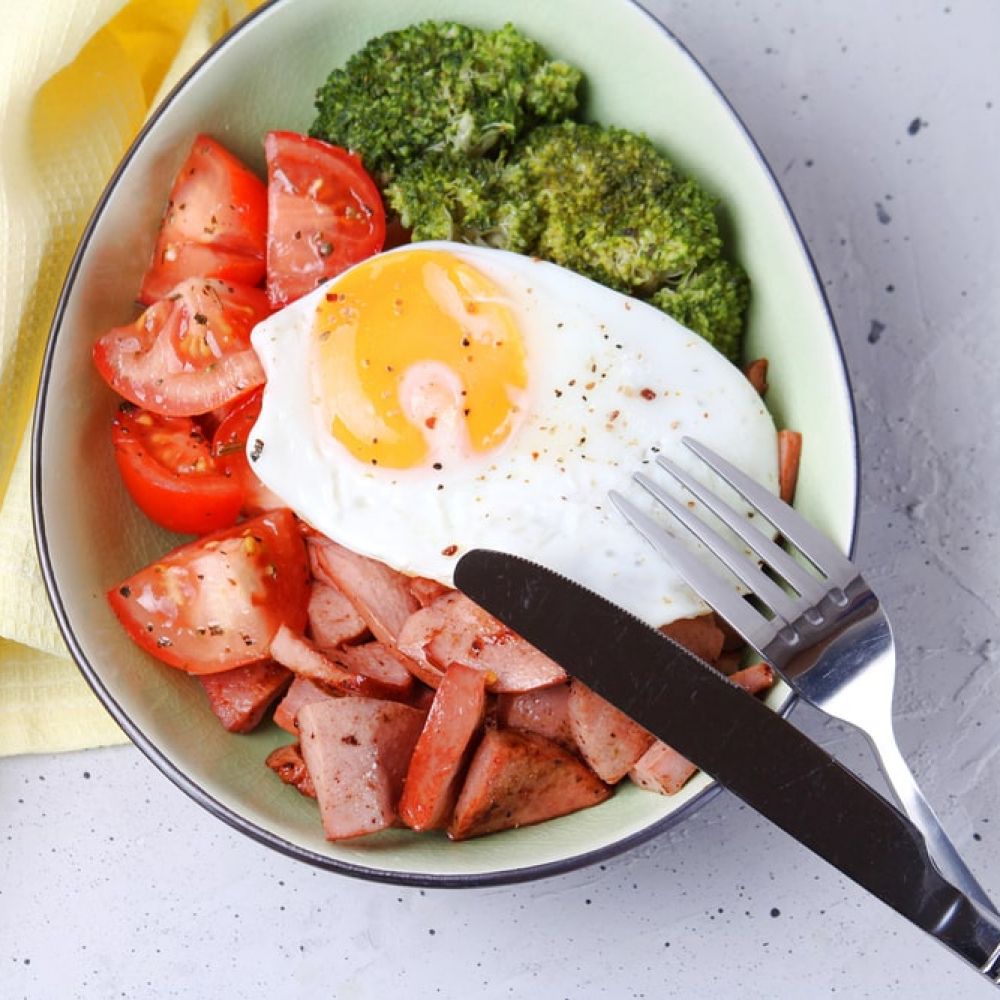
<box><xmin>249</xmin><ymin>242</ymin><xmax>778</xmax><ymax>627</ymax></box>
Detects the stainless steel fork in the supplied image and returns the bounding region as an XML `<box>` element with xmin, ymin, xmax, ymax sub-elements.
<box><xmin>609</xmin><ymin>436</ymin><xmax>998</xmax><ymax>916</ymax></box>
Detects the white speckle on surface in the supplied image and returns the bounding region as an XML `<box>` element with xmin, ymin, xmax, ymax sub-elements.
<box><xmin>3</xmin><ymin>1</ymin><xmax>999</xmax><ymax>998</ymax></box>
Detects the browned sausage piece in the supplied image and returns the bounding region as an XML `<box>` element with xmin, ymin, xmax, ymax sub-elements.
<box><xmin>567</xmin><ymin>680</ymin><xmax>655</xmax><ymax>784</ymax></box>
<box><xmin>265</xmin><ymin>743</ymin><xmax>317</xmax><ymax>798</ymax></box>
<box><xmin>399</xmin><ymin>663</ymin><xmax>487</xmax><ymax>831</ymax></box>
<box><xmin>659</xmin><ymin>613</ymin><xmax>726</xmax><ymax>664</ymax></box>
<box><xmin>307</xmin><ymin>581</ymin><xmax>369</xmax><ymax>648</ymax></box>
<box><xmin>729</xmin><ymin>661</ymin><xmax>775</xmax><ymax>697</ymax></box>
<box><xmin>778</xmin><ymin>429</ymin><xmax>803</xmax><ymax>505</ymax></box>
<box><xmin>629</xmin><ymin>661</ymin><xmax>776</xmax><ymax>795</ymax></box>
<box><xmin>270</xmin><ymin>625</ymin><xmax>402</xmax><ymax>701</ymax></box>
<box><xmin>744</xmin><ymin>358</ymin><xmax>769</xmax><ymax>395</ymax></box>
<box><xmin>409</xmin><ymin>576</ymin><xmax>451</xmax><ymax>608</ymax></box>
<box><xmin>198</xmin><ymin>659</ymin><xmax>292</xmax><ymax>733</ymax></box>
<box><xmin>335</xmin><ymin>642</ymin><xmax>414</xmax><ymax>701</ymax></box>
<box><xmin>448</xmin><ymin>729</ymin><xmax>610</xmax><ymax>840</ymax></box>
<box><xmin>714</xmin><ymin>650</ymin><xmax>745</xmax><ymax>676</ymax></box>
<box><xmin>397</xmin><ymin>591</ymin><xmax>567</xmax><ymax>693</ymax></box>
<box><xmin>496</xmin><ymin>683</ymin><xmax>575</xmax><ymax>751</ymax></box>
<box><xmin>298</xmin><ymin>697</ymin><xmax>426</xmax><ymax>840</ymax></box>
<box><xmin>307</xmin><ymin>536</ymin><xmax>419</xmax><ymax>645</ymax></box>
<box><xmin>273</xmin><ymin>676</ymin><xmax>337</xmax><ymax>735</ymax></box>
<box><xmin>629</xmin><ymin>741</ymin><xmax>698</xmax><ymax>796</ymax></box>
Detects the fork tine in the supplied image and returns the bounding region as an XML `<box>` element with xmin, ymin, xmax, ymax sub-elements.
<box><xmin>632</xmin><ymin>472</ymin><xmax>803</xmax><ymax>623</ymax></box>
<box><xmin>682</xmin><ymin>438</ymin><xmax>857</xmax><ymax>587</ymax></box>
<box><xmin>654</xmin><ymin>454</ymin><xmax>830</xmax><ymax>607</ymax></box>
<box><xmin>608</xmin><ymin>490</ymin><xmax>779</xmax><ymax>652</ymax></box>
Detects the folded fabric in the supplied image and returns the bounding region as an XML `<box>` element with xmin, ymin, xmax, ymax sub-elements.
<box><xmin>0</xmin><ymin>0</ymin><xmax>259</xmax><ymax>756</ymax></box>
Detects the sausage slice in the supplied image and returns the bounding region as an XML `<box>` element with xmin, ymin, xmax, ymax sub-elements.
<box><xmin>298</xmin><ymin>697</ymin><xmax>426</xmax><ymax>840</ymax></box>
<box><xmin>399</xmin><ymin>662</ymin><xmax>487</xmax><ymax>831</ymax></box>
<box><xmin>449</xmin><ymin>729</ymin><xmax>610</xmax><ymax>840</ymax></box>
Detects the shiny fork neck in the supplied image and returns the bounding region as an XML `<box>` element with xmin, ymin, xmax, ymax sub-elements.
<box><xmin>762</xmin><ymin>575</ymin><xmax>892</xmax><ymax>716</ymax></box>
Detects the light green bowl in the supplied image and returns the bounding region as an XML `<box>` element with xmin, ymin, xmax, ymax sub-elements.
<box><xmin>32</xmin><ymin>0</ymin><xmax>858</xmax><ymax>885</ymax></box>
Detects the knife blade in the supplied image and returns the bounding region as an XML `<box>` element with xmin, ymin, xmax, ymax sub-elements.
<box><xmin>454</xmin><ymin>548</ymin><xmax>1000</xmax><ymax>985</ymax></box>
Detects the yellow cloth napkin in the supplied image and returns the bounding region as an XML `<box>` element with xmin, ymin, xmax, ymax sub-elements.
<box><xmin>0</xmin><ymin>0</ymin><xmax>261</xmax><ymax>756</ymax></box>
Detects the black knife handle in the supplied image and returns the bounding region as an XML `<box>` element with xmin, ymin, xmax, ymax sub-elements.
<box><xmin>455</xmin><ymin>550</ymin><xmax>1000</xmax><ymax>983</ymax></box>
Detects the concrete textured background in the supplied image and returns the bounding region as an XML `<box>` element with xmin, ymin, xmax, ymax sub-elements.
<box><xmin>3</xmin><ymin>0</ymin><xmax>999</xmax><ymax>996</ymax></box>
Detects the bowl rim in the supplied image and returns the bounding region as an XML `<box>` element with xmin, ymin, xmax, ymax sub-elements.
<box><xmin>30</xmin><ymin>0</ymin><xmax>860</xmax><ymax>888</ymax></box>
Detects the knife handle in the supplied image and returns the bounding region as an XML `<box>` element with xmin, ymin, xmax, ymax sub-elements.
<box><xmin>933</xmin><ymin>896</ymin><xmax>1000</xmax><ymax>985</ymax></box>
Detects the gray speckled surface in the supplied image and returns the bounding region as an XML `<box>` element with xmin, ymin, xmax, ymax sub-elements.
<box><xmin>4</xmin><ymin>0</ymin><xmax>999</xmax><ymax>996</ymax></box>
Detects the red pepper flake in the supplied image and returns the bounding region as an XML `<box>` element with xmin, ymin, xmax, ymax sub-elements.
<box><xmin>640</xmin><ymin>387</ymin><xmax>657</xmax><ymax>401</ymax></box>
<box><xmin>425</xmin><ymin>416</ymin><xmax>437</xmax><ymax>429</ymax></box>
<box><xmin>441</xmin><ymin>544</ymin><xmax>459</xmax><ymax>557</ymax></box>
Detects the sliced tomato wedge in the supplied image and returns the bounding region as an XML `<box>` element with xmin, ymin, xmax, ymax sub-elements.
<box><xmin>112</xmin><ymin>403</ymin><xmax>244</xmax><ymax>535</ymax></box>
<box><xmin>211</xmin><ymin>388</ymin><xmax>284</xmax><ymax>514</ymax></box>
<box><xmin>265</xmin><ymin>131</ymin><xmax>386</xmax><ymax>307</ymax></box>
<box><xmin>107</xmin><ymin>509</ymin><xmax>310</xmax><ymax>674</ymax></box>
<box><xmin>93</xmin><ymin>278</ymin><xmax>270</xmax><ymax>417</ymax></box>
<box><xmin>139</xmin><ymin>135</ymin><xmax>267</xmax><ymax>305</ymax></box>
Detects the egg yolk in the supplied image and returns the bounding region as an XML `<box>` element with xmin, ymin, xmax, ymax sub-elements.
<box><xmin>312</xmin><ymin>249</ymin><xmax>528</xmax><ymax>469</ymax></box>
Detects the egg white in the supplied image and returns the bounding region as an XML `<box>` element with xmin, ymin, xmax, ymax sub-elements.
<box><xmin>249</xmin><ymin>242</ymin><xmax>778</xmax><ymax>628</ymax></box>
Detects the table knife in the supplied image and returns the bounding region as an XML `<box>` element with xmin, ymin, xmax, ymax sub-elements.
<box><xmin>454</xmin><ymin>548</ymin><xmax>1000</xmax><ymax>987</ymax></box>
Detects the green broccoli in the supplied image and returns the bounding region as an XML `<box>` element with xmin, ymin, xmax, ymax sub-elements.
<box><xmin>502</xmin><ymin>123</ymin><xmax>722</xmax><ymax>294</ymax></box>
<box><xmin>310</xmin><ymin>22</ymin><xmax>582</xmax><ymax>186</ymax></box>
<box><xmin>387</xmin><ymin>153</ymin><xmax>542</xmax><ymax>251</ymax></box>
<box><xmin>387</xmin><ymin>121</ymin><xmax>749</xmax><ymax>359</ymax></box>
<box><xmin>649</xmin><ymin>260</ymin><xmax>749</xmax><ymax>361</ymax></box>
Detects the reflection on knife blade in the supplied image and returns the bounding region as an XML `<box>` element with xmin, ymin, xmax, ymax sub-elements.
<box><xmin>455</xmin><ymin>548</ymin><xmax>1000</xmax><ymax>986</ymax></box>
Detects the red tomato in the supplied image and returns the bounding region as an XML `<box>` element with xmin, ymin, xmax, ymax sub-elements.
<box><xmin>211</xmin><ymin>388</ymin><xmax>284</xmax><ymax>514</ymax></box>
<box><xmin>139</xmin><ymin>135</ymin><xmax>267</xmax><ymax>305</ymax></box>
<box><xmin>107</xmin><ymin>509</ymin><xmax>310</xmax><ymax>674</ymax></box>
<box><xmin>93</xmin><ymin>278</ymin><xmax>270</xmax><ymax>417</ymax></box>
<box><xmin>264</xmin><ymin>131</ymin><xmax>386</xmax><ymax>307</ymax></box>
<box><xmin>112</xmin><ymin>404</ymin><xmax>244</xmax><ymax>535</ymax></box>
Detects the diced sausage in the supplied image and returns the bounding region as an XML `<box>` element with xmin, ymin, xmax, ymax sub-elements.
<box><xmin>714</xmin><ymin>650</ymin><xmax>745</xmax><ymax>676</ymax></box>
<box><xmin>307</xmin><ymin>581</ymin><xmax>368</xmax><ymax>648</ymax></box>
<box><xmin>409</xmin><ymin>576</ymin><xmax>451</xmax><ymax>608</ymax></box>
<box><xmin>744</xmin><ymin>358</ymin><xmax>769</xmax><ymax>395</ymax></box>
<box><xmin>715</xmin><ymin>614</ymin><xmax>748</xmax><ymax>653</ymax></box>
<box><xmin>629</xmin><ymin>661</ymin><xmax>776</xmax><ymax>795</ymax></box>
<box><xmin>298</xmin><ymin>698</ymin><xmax>426</xmax><ymax>840</ymax></box>
<box><xmin>659</xmin><ymin>613</ymin><xmax>725</xmax><ymax>664</ymax></box>
<box><xmin>397</xmin><ymin>591</ymin><xmax>566</xmax><ymax>693</ymax></box>
<box><xmin>778</xmin><ymin>429</ymin><xmax>803</xmax><ymax>505</ymax></box>
<box><xmin>198</xmin><ymin>659</ymin><xmax>292</xmax><ymax>733</ymax></box>
<box><xmin>335</xmin><ymin>642</ymin><xmax>414</xmax><ymax>700</ymax></box>
<box><xmin>496</xmin><ymin>683</ymin><xmax>575</xmax><ymax>751</ymax></box>
<box><xmin>729</xmin><ymin>661</ymin><xmax>775</xmax><ymax>698</ymax></box>
<box><xmin>399</xmin><ymin>663</ymin><xmax>487</xmax><ymax>831</ymax></box>
<box><xmin>273</xmin><ymin>675</ymin><xmax>337</xmax><ymax>735</ymax></box>
<box><xmin>629</xmin><ymin>741</ymin><xmax>698</xmax><ymax>796</ymax></box>
<box><xmin>307</xmin><ymin>536</ymin><xmax>419</xmax><ymax>645</ymax></box>
<box><xmin>265</xmin><ymin>743</ymin><xmax>316</xmax><ymax>798</ymax></box>
<box><xmin>270</xmin><ymin>625</ymin><xmax>402</xmax><ymax>701</ymax></box>
<box><xmin>449</xmin><ymin>729</ymin><xmax>610</xmax><ymax>840</ymax></box>
<box><xmin>567</xmin><ymin>681</ymin><xmax>654</xmax><ymax>784</ymax></box>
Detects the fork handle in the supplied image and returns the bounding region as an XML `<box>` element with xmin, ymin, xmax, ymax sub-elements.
<box><xmin>867</xmin><ymin>728</ymin><xmax>999</xmax><ymax>917</ymax></box>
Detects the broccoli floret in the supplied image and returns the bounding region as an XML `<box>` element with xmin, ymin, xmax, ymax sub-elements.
<box><xmin>502</xmin><ymin>123</ymin><xmax>722</xmax><ymax>294</ymax></box>
<box><xmin>311</xmin><ymin>22</ymin><xmax>582</xmax><ymax>185</ymax></box>
<box><xmin>650</xmin><ymin>260</ymin><xmax>749</xmax><ymax>362</ymax></box>
<box><xmin>388</xmin><ymin>154</ymin><xmax>541</xmax><ymax>251</ymax></box>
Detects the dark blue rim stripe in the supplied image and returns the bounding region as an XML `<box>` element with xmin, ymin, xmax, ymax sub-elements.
<box><xmin>29</xmin><ymin>0</ymin><xmax>858</xmax><ymax>888</ymax></box>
